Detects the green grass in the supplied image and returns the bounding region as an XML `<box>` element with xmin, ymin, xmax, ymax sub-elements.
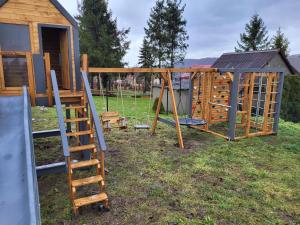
<box><xmin>32</xmin><ymin>96</ymin><xmax>300</xmax><ymax>225</ymax></box>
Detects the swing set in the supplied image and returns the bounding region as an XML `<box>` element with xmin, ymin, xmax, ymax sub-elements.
<box><xmin>81</xmin><ymin>54</ymin><xmax>285</xmax><ymax>149</ymax></box>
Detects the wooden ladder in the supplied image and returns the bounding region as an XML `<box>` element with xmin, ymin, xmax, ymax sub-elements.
<box><xmin>51</xmin><ymin>71</ymin><xmax>108</xmax><ymax>216</ymax></box>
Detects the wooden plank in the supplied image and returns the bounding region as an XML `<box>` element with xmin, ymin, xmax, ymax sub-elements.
<box><xmin>245</xmin><ymin>73</ymin><xmax>256</xmax><ymax>136</ymax></box>
<box><xmin>26</xmin><ymin>52</ymin><xmax>36</xmax><ymax>106</ymax></box>
<box><xmin>71</xmin><ymin>159</ymin><xmax>99</xmax><ymax>169</ymax></box>
<box><xmin>88</xmin><ymin>67</ymin><xmax>217</xmax><ymax>74</ymax></box>
<box><xmin>69</xmin><ymin>144</ymin><xmax>96</xmax><ymax>153</ymax></box>
<box><xmin>74</xmin><ymin>193</ymin><xmax>108</xmax><ymax>207</ymax></box>
<box><xmin>167</xmin><ymin>71</ymin><xmax>184</xmax><ymax>149</ymax></box>
<box><xmin>71</xmin><ymin>175</ymin><xmax>103</xmax><ymax>187</ymax></box>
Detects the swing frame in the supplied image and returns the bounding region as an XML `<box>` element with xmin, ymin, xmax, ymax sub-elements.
<box><xmin>81</xmin><ymin>54</ymin><xmax>285</xmax><ymax>150</ymax></box>
<box><xmin>82</xmin><ymin>54</ymin><xmax>214</xmax><ymax>149</ymax></box>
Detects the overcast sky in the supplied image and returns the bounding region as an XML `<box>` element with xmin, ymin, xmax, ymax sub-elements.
<box><xmin>58</xmin><ymin>0</ymin><xmax>300</xmax><ymax>66</ymax></box>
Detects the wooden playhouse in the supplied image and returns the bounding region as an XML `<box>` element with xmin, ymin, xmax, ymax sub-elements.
<box><xmin>0</xmin><ymin>0</ymin><xmax>81</xmax><ymax>106</ymax></box>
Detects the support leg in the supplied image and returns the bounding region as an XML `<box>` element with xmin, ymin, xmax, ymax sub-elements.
<box><xmin>167</xmin><ymin>72</ymin><xmax>184</xmax><ymax>149</ymax></box>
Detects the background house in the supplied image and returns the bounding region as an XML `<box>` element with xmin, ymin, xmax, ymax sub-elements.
<box><xmin>288</xmin><ymin>54</ymin><xmax>300</xmax><ymax>75</ymax></box>
<box><xmin>212</xmin><ymin>49</ymin><xmax>298</xmax><ymax>75</ymax></box>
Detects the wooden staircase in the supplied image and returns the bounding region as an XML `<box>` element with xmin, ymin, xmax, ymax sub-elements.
<box><xmin>51</xmin><ymin>70</ymin><xmax>108</xmax><ymax>215</ymax></box>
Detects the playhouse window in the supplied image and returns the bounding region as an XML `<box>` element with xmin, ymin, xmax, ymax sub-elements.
<box><xmin>3</xmin><ymin>56</ymin><xmax>29</xmax><ymax>87</ymax></box>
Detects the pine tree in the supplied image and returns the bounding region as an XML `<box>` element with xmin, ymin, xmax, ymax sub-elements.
<box><xmin>271</xmin><ymin>28</ymin><xmax>290</xmax><ymax>57</ymax></box>
<box><xmin>142</xmin><ymin>0</ymin><xmax>188</xmax><ymax>68</ymax></box>
<box><xmin>138</xmin><ymin>38</ymin><xmax>155</xmax><ymax>68</ymax></box>
<box><xmin>164</xmin><ymin>0</ymin><xmax>188</xmax><ymax>67</ymax></box>
<box><xmin>76</xmin><ymin>0</ymin><xmax>130</xmax><ymax>67</ymax></box>
<box><xmin>144</xmin><ymin>0</ymin><xmax>166</xmax><ymax>68</ymax></box>
<box><xmin>235</xmin><ymin>14</ymin><xmax>270</xmax><ymax>52</ymax></box>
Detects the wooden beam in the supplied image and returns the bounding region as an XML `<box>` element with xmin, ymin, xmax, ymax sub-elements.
<box><xmin>44</xmin><ymin>52</ymin><xmax>53</xmax><ymax>106</ymax></box>
<box><xmin>87</xmin><ymin>67</ymin><xmax>217</xmax><ymax>74</ymax></box>
<box><xmin>166</xmin><ymin>71</ymin><xmax>184</xmax><ymax>149</ymax></box>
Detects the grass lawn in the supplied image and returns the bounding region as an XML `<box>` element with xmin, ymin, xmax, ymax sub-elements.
<box><xmin>32</xmin><ymin>96</ymin><xmax>300</xmax><ymax>225</ymax></box>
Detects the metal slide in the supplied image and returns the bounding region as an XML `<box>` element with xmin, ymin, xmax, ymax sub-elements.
<box><xmin>0</xmin><ymin>88</ymin><xmax>41</xmax><ymax>225</ymax></box>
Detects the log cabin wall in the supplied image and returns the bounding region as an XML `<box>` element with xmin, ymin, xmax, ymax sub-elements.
<box><xmin>0</xmin><ymin>0</ymin><xmax>81</xmax><ymax>106</ymax></box>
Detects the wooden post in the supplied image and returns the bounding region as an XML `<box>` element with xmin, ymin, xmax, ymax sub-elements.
<box><xmin>81</xmin><ymin>54</ymin><xmax>88</xmax><ymax>102</ymax></box>
<box><xmin>245</xmin><ymin>73</ymin><xmax>255</xmax><ymax>136</ymax></box>
<box><xmin>44</xmin><ymin>52</ymin><xmax>53</xmax><ymax>106</ymax></box>
<box><xmin>82</xmin><ymin>54</ymin><xmax>88</xmax><ymax>72</ymax></box>
<box><xmin>26</xmin><ymin>52</ymin><xmax>36</xmax><ymax>106</ymax></box>
<box><xmin>151</xmin><ymin>75</ymin><xmax>166</xmax><ymax>134</ymax></box>
<box><xmin>167</xmin><ymin>71</ymin><xmax>184</xmax><ymax>149</ymax></box>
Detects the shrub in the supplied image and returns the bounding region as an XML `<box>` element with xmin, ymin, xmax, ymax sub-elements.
<box><xmin>152</xmin><ymin>97</ymin><xmax>165</xmax><ymax>113</ymax></box>
<box><xmin>281</xmin><ymin>75</ymin><xmax>300</xmax><ymax>122</ymax></box>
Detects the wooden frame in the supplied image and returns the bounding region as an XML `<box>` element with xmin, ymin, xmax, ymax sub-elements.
<box><xmin>0</xmin><ymin>51</ymin><xmax>36</xmax><ymax>105</ymax></box>
<box><xmin>190</xmin><ymin>70</ymin><xmax>284</xmax><ymax>141</ymax></box>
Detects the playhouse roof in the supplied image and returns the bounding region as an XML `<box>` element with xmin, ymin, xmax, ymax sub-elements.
<box><xmin>213</xmin><ymin>49</ymin><xmax>298</xmax><ymax>75</ymax></box>
<box><xmin>0</xmin><ymin>0</ymin><xmax>77</xmax><ymax>27</ymax></box>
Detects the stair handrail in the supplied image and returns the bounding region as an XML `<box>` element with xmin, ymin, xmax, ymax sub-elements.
<box><xmin>50</xmin><ymin>70</ymin><xmax>70</xmax><ymax>157</ymax></box>
<box><xmin>81</xmin><ymin>71</ymin><xmax>107</xmax><ymax>151</ymax></box>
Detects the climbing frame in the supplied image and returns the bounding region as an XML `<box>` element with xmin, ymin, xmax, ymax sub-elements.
<box><xmin>190</xmin><ymin>69</ymin><xmax>285</xmax><ymax>140</ymax></box>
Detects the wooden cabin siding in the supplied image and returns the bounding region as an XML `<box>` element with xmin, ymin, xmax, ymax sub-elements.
<box><xmin>0</xmin><ymin>0</ymin><xmax>78</xmax><ymax>103</ymax></box>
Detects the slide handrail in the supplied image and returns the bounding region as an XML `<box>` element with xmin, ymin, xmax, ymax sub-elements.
<box><xmin>23</xmin><ymin>87</ymin><xmax>41</xmax><ymax>225</ymax></box>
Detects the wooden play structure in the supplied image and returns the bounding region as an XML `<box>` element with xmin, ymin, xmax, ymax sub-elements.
<box><xmin>0</xmin><ymin>0</ymin><xmax>81</xmax><ymax>106</ymax></box>
<box><xmin>81</xmin><ymin>54</ymin><xmax>285</xmax><ymax>149</ymax></box>
<box><xmin>0</xmin><ymin>0</ymin><xmax>108</xmax><ymax>217</ymax></box>
<box><xmin>189</xmin><ymin>69</ymin><xmax>285</xmax><ymax>140</ymax></box>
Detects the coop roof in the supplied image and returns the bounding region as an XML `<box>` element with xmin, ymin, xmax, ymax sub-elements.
<box><xmin>0</xmin><ymin>0</ymin><xmax>77</xmax><ymax>27</ymax></box>
<box><xmin>213</xmin><ymin>49</ymin><xmax>298</xmax><ymax>75</ymax></box>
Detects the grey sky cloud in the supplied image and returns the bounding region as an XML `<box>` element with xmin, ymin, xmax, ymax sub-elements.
<box><xmin>58</xmin><ymin>0</ymin><xmax>300</xmax><ymax>66</ymax></box>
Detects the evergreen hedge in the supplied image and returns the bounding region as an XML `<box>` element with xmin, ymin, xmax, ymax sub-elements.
<box><xmin>281</xmin><ymin>75</ymin><xmax>300</xmax><ymax>123</ymax></box>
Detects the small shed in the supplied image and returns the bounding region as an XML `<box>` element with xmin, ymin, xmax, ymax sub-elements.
<box><xmin>212</xmin><ymin>49</ymin><xmax>298</xmax><ymax>75</ymax></box>
<box><xmin>0</xmin><ymin>0</ymin><xmax>81</xmax><ymax>106</ymax></box>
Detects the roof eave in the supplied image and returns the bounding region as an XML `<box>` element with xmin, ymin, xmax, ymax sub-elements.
<box><xmin>0</xmin><ymin>0</ymin><xmax>78</xmax><ymax>27</ymax></box>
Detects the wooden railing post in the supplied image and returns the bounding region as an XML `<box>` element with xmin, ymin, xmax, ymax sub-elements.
<box><xmin>44</xmin><ymin>52</ymin><xmax>53</xmax><ymax>106</ymax></box>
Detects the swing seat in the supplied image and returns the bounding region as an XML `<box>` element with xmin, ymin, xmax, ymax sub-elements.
<box><xmin>134</xmin><ymin>124</ymin><xmax>150</xmax><ymax>130</ymax></box>
<box><xmin>178</xmin><ymin>118</ymin><xmax>207</xmax><ymax>126</ymax></box>
<box><xmin>100</xmin><ymin>111</ymin><xmax>127</xmax><ymax>131</ymax></box>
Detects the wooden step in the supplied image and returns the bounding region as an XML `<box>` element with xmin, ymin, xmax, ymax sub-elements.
<box><xmin>66</xmin><ymin>130</ymin><xmax>93</xmax><ymax>137</ymax></box>
<box><xmin>69</xmin><ymin>144</ymin><xmax>96</xmax><ymax>153</ymax></box>
<box><xmin>64</xmin><ymin>118</ymin><xmax>89</xmax><ymax>123</ymax></box>
<box><xmin>72</xmin><ymin>175</ymin><xmax>103</xmax><ymax>187</ymax></box>
<box><xmin>64</xmin><ymin>105</ymin><xmax>86</xmax><ymax>110</ymax></box>
<box><xmin>74</xmin><ymin>193</ymin><xmax>108</xmax><ymax>207</ymax></box>
<box><xmin>71</xmin><ymin>159</ymin><xmax>99</xmax><ymax>169</ymax></box>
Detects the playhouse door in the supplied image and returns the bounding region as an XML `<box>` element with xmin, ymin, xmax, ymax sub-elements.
<box><xmin>41</xmin><ymin>27</ymin><xmax>71</xmax><ymax>90</ymax></box>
